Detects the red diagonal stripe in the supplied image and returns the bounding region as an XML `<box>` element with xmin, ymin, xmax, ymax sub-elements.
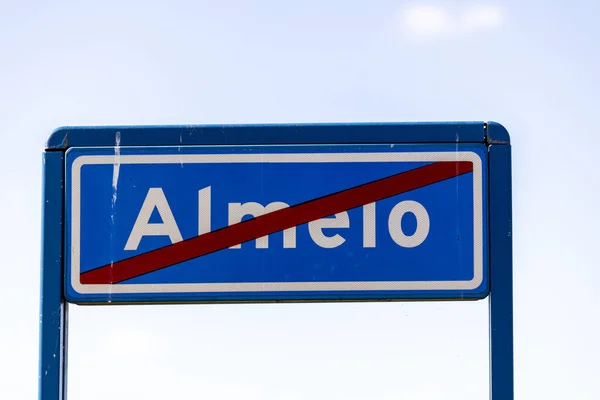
<box><xmin>80</xmin><ymin>161</ymin><xmax>473</xmax><ymax>284</ymax></box>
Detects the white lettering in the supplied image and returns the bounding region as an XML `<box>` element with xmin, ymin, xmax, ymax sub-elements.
<box><xmin>124</xmin><ymin>186</ymin><xmax>432</xmax><ymax>251</ymax></box>
<box><xmin>198</xmin><ymin>186</ymin><xmax>211</xmax><ymax>235</ymax></box>
<box><xmin>363</xmin><ymin>202</ymin><xmax>376</xmax><ymax>248</ymax></box>
<box><xmin>124</xmin><ymin>188</ymin><xmax>183</xmax><ymax>250</ymax></box>
<box><xmin>228</xmin><ymin>201</ymin><xmax>296</xmax><ymax>248</ymax></box>
<box><xmin>309</xmin><ymin>212</ymin><xmax>349</xmax><ymax>248</ymax></box>
<box><xmin>388</xmin><ymin>200</ymin><xmax>430</xmax><ymax>248</ymax></box>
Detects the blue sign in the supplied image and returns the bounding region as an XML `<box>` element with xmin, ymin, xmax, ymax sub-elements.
<box><xmin>40</xmin><ymin>123</ymin><xmax>513</xmax><ymax>400</ymax></box>
<box><xmin>64</xmin><ymin>143</ymin><xmax>488</xmax><ymax>303</ymax></box>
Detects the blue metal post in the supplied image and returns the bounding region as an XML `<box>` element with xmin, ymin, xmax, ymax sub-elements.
<box><xmin>39</xmin><ymin>151</ymin><xmax>68</xmax><ymax>400</ymax></box>
<box><xmin>488</xmin><ymin>142</ymin><xmax>514</xmax><ymax>399</ymax></box>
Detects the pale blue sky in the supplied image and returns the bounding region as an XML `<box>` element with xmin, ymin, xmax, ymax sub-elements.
<box><xmin>1</xmin><ymin>1</ymin><xmax>599</xmax><ymax>399</ymax></box>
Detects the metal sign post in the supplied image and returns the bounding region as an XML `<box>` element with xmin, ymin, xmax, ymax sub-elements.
<box><xmin>39</xmin><ymin>122</ymin><xmax>513</xmax><ymax>399</ymax></box>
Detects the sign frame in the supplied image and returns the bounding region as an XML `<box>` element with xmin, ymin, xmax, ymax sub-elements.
<box><xmin>39</xmin><ymin>121</ymin><xmax>513</xmax><ymax>399</ymax></box>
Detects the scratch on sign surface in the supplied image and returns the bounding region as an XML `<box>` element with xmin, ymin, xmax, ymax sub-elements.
<box><xmin>112</xmin><ymin>131</ymin><xmax>121</xmax><ymax>203</ymax></box>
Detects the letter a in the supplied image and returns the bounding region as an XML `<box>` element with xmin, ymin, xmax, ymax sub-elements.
<box><xmin>124</xmin><ymin>188</ymin><xmax>183</xmax><ymax>251</ymax></box>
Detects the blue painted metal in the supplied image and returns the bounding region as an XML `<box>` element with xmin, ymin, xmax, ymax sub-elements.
<box><xmin>487</xmin><ymin>128</ymin><xmax>513</xmax><ymax>398</ymax></box>
<box><xmin>39</xmin><ymin>152</ymin><xmax>67</xmax><ymax>400</ymax></box>
<box><xmin>486</xmin><ymin>122</ymin><xmax>511</xmax><ymax>145</ymax></box>
<box><xmin>64</xmin><ymin>143</ymin><xmax>489</xmax><ymax>304</ymax></box>
<box><xmin>46</xmin><ymin>121</ymin><xmax>487</xmax><ymax>150</ymax></box>
<box><xmin>40</xmin><ymin>121</ymin><xmax>513</xmax><ymax>399</ymax></box>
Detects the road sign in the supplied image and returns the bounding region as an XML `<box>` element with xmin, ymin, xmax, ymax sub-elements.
<box><xmin>40</xmin><ymin>122</ymin><xmax>513</xmax><ymax>400</ymax></box>
<box><xmin>64</xmin><ymin>144</ymin><xmax>488</xmax><ymax>303</ymax></box>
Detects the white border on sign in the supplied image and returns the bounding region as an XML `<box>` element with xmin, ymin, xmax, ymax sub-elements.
<box><xmin>70</xmin><ymin>151</ymin><xmax>484</xmax><ymax>295</ymax></box>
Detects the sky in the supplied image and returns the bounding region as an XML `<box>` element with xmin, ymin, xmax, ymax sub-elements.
<box><xmin>1</xmin><ymin>0</ymin><xmax>600</xmax><ymax>399</ymax></box>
